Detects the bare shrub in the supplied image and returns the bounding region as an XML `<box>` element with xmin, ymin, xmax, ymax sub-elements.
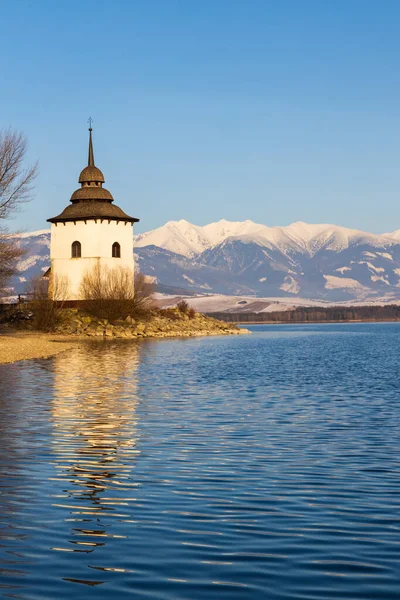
<box><xmin>132</xmin><ymin>272</ymin><xmax>155</xmax><ymax>319</ymax></box>
<box><xmin>188</xmin><ymin>307</ymin><xmax>196</xmax><ymax>319</ymax></box>
<box><xmin>27</xmin><ymin>274</ymin><xmax>70</xmax><ymax>331</ymax></box>
<box><xmin>177</xmin><ymin>299</ymin><xmax>189</xmax><ymax>314</ymax></box>
<box><xmin>80</xmin><ymin>264</ymin><xmax>154</xmax><ymax>321</ymax></box>
<box><xmin>48</xmin><ymin>272</ymin><xmax>70</xmax><ymax>303</ymax></box>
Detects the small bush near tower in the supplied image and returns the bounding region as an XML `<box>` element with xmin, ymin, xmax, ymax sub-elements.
<box><xmin>80</xmin><ymin>264</ymin><xmax>154</xmax><ymax>322</ymax></box>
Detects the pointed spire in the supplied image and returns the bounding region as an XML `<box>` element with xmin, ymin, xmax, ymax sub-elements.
<box><xmin>78</xmin><ymin>119</ymin><xmax>105</xmax><ymax>186</ymax></box>
<box><xmin>88</xmin><ymin>126</ymin><xmax>94</xmax><ymax>166</ymax></box>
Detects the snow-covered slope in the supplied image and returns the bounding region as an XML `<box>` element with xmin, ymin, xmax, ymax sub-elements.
<box><xmin>155</xmin><ymin>294</ymin><xmax>400</xmax><ymax>314</ymax></box>
<box><xmin>135</xmin><ymin>220</ymin><xmax>209</xmax><ymax>257</ymax></box>
<box><xmin>386</xmin><ymin>228</ymin><xmax>400</xmax><ymax>241</ymax></box>
<box><xmin>8</xmin><ymin>219</ymin><xmax>400</xmax><ymax>301</ymax></box>
<box><xmin>7</xmin><ymin>230</ymin><xmax>51</xmax><ymax>295</ymax></box>
<box><xmin>265</xmin><ymin>222</ymin><xmax>394</xmax><ymax>256</ymax></box>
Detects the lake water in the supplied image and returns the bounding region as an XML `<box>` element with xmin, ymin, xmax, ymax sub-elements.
<box><xmin>0</xmin><ymin>323</ymin><xmax>399</xmax><ymax>599</ymax></box>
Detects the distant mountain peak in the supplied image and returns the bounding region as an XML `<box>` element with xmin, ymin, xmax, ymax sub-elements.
<box><xmin>135</xmin><ymin>219</ymin><xmax>267</xmax><ymax>257</ymax></box>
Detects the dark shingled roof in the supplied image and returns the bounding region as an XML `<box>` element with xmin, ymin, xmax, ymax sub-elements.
<box><xmin>79</xmin><ymin>165</ymin><xmax>105</xmax><ymax>183</ymax></box>
<box><xmin>48</xmin><ymin>201</ymin><xmax>139</xmax><ymax>223</ymax></box>
<box><xmin>47</xmin><ymin>128</ymin><xmax>139</xmax><ymax>224</ymax></box>
<box><xmin>70</xmin><ymin>186</ymin><xmax>114</xmax><ymax>202</ymax></box>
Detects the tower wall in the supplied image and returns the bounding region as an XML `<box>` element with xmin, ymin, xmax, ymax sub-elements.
<box><xmin>50</xmin><ymin>220</ymin><xmax>135</xmax><ymax>300</ymax></box>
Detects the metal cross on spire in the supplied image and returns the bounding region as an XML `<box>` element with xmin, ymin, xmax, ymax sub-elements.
<box><xmin>88</xmin><ymin>116</ymin><xmax>93</xmax><ymax>131</ymax></box>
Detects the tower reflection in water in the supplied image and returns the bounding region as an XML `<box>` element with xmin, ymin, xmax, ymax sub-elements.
<box><xmin>50</xmin><ymin>342</ymin><xmax>140</xmax><ymax>582</ymax></box>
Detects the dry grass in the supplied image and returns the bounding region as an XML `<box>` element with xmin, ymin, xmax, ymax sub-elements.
<box><xmin>158</xmin><ymin>308</ymin><xmax>183</xmax><ymax>321</ymax></box>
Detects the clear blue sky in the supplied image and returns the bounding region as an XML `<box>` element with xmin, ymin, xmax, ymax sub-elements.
<box><xmin>1</xmin><ymin>0</ymin><xmax>400</xmax><ymax>234</ymax></box>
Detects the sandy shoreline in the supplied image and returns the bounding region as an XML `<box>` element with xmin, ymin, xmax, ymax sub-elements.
<box><xmin>0</xmin><ymin>326</ymin><xmax>249</xmax><ymax>365</ymax></box>
<box><xmin>0</xmin><ymin>332</ymin><xmax>79</xmax><ymax>364</ymax></box>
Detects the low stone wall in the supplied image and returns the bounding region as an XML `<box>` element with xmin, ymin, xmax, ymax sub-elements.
<box><xmin>54</xmin><ymin>309</ymin><xmax>250</xmax><ymax>339</ymax></box>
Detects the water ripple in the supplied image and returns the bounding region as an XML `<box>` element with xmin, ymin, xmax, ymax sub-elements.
<box><xmin>0</xmin><ymin>323</ymin><xmax>399</xmax><ymax>598</ymax></box>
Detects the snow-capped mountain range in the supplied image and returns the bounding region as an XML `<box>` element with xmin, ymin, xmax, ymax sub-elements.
<box><xmin>8</xmin><ymin>219</ymin><xmax>400</xmax><ymax>301</ymax></box>
<box><xmin>136</xmin><ymin>219</ymin><xmax>397</xmax><ymax>258</ymax></box>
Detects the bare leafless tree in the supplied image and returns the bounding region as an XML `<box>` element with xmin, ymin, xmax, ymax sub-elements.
<box><xmin>0</xmin><ymin>129</ymin><xmax>38</xmax><ymax>296</ymax></box>
<box><xmin>0</xmin><ymin>232</ymin><xmax>24</xmax><ymax>297</ymax></box>
<box><xmin>0</xmin><ymin>130</ymin><xmax>38</xmax><ymax>219</ymax></box>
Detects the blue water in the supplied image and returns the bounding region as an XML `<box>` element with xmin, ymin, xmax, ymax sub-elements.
<box><xmin>0</xmin><ymin>323</ymin><xmax>399</xmax><ymax>599</ymax></box>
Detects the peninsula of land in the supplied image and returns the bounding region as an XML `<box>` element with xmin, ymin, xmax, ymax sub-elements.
<box><xmin>0</xmin><ymin>308</ymin><xmax>250</xmax><ymax>364</ymax></box>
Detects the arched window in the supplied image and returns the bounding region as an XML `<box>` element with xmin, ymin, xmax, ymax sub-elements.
<box><xmin>112</xmin><ymin>242</ymin><xmax>121</xmax><ymax>258</ymax></box>
<box><xmin>71</xmin><ymin>241</ymin><xmax>81</xmax><ymax>258</ymax></box>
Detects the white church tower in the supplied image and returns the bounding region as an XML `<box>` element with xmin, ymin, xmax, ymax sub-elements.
<box><xmin>47</xmin><ymin>126</ymin><xmax>139</xmax><ymax>300</ymax></box>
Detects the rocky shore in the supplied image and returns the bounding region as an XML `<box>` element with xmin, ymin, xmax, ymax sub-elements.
<box><xmin>53</xmin><ymin>308</ymin><xmax>250</xmax><ymax>339</ymax></box>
